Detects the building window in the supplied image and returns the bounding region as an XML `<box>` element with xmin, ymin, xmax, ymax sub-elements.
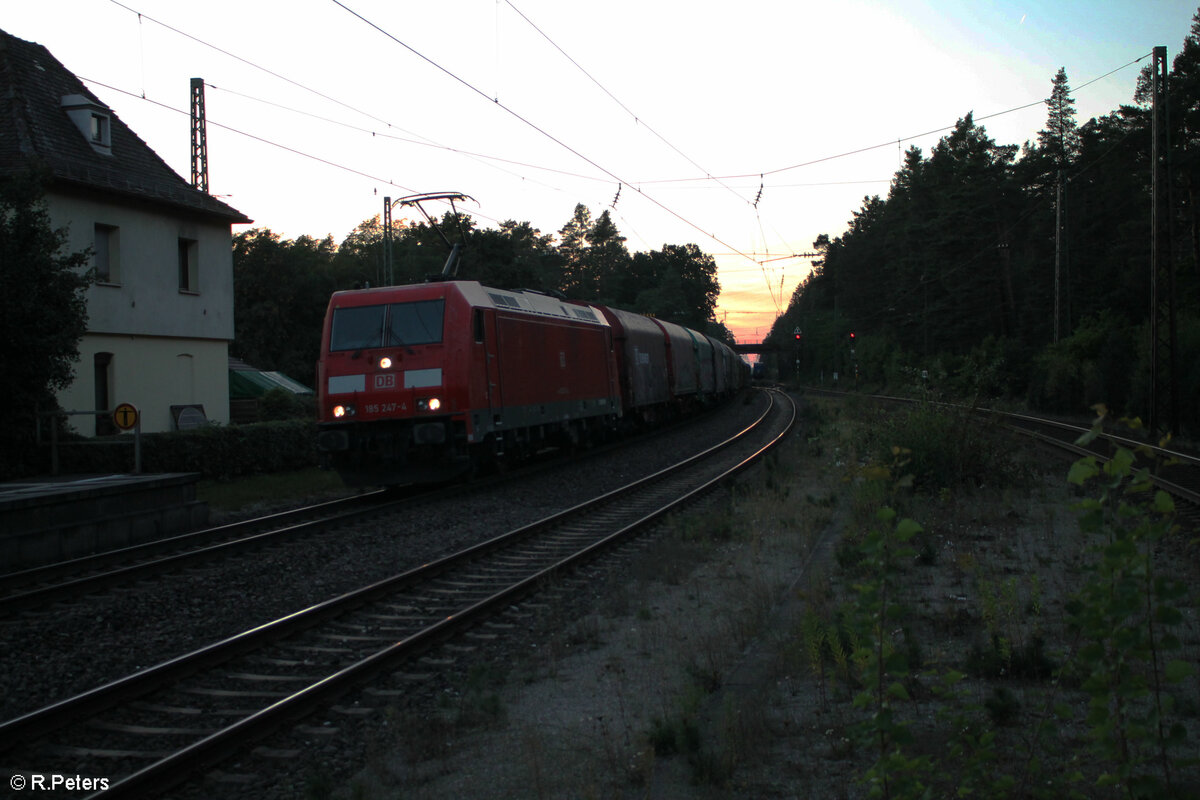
<box><xmin>93</xmin><ymin>223</ymin><xmax>119</xmax><ymax>283</ymax></box>
<box><xmin>178</xmin><ymin>237</ymin><xmax>198</xmax><ymax>292</ymax></box>
<box><xmin>90</xmin><ymin>113</ymin><xmax>108</xmax><ymax>144</ymax></box>
<box><xmin>61</xmin><ymin>94</ymin><xmax>112</xmax><ymax>155</ymax></box>
<box><xmin>94</xmin><ymin>352</ymin><xmax>114</xmax><ymax>436</ymax></box>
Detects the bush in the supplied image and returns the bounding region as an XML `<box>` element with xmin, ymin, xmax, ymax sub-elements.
<box><xmin>868</xmin><ymin>403</ymin><xmax>1033</xmax><ymax>491</ymax></box>
<box><xmin>259</xmin><ymin>388</ymin><xmax>316</xmax><ymax>421</ymax></box>
<box><xmin>48</xmin><ymin>419</ymin><xmax>318</xmax><ymax>480</ymax></box>
<box><xmin>1027</xmin><ymin>310</ymin><xmax>1136</xmax><ymax>415</ymax></box>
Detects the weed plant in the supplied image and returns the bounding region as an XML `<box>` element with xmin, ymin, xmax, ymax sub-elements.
<box><xmin>1062</xmin><ymin>406</ymin><xmax>1197</xmax><ymax>797</ymax></box>
<box><xmin>867</xmin><ymin>402</ymin><xmax>1035</xmax><ymax>491</ymax></box>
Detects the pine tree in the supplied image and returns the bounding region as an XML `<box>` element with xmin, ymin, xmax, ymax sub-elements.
<box><xmin>1037</xmin><ymin>67</ymin><xmax>1081</xmax><ymax>168</ymax></box>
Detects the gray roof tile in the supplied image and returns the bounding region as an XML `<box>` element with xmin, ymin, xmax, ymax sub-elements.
<box><xmin>0</xmin><ymin>29</ymin><xmax>251</xmax><ymax>223</ymax></box>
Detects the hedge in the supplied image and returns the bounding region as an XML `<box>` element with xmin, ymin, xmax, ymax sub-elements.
<box><xmin>37</xmin><ymin>419</ymin><xmax>319</xmax><ymax>481</ymax></box>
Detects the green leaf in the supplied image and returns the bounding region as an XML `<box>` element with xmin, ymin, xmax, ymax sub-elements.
<box><xmin>895</xmin><ymin>517</ymin><xmax>923</xmax><ymax>542</ymax></box>
<box><xmin>1165</xmin><ymin>659</ymin><xmax>1195</xmax><ymax>683</ymax></box>
<box><xmin>942</xmin><ymin>670</ymin><xmax>965</xmax><ymax>687</ymax></box>
<box><xmin>1068</xmin><ymin>458</ymin><xmax>1099</xmax><ymax>485</ymax></box>
<box><xmin>1156</xmin><ymin>606</ymin><xmax>1183</xmax><ymax>626</ymax></box>
<box><xmin>887</xmin><ymin>681</ymin><xmax>911</xmax><ymax>701</ymax></box>
<box><xmin>1104</xmin><ymin>447</ymin><xmax>1134</xmax><ymax>478</ymax></box>
<box><xmin>876</xmin><ymin>506</ymin><xmax>897</xmax><ymax>523</ymax></box>
<box><xmin>1152</xmin><ymin>490</ymin><xmax>1175</xmax><ymax>514</ymax></box>
<box><xmin>862</xmin><ymin>465</ymin><xmax>891</xmax><ymax>482</ymax></box>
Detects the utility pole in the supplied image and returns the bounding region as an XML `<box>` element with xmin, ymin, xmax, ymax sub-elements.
<box><xmin>1149</xmin><ymin>45</ymin><xmax>1178</xmax><ymax>437</ymax></box>
<box><xmin>383</xmin><ymin>196</ymin><xmax>393</xmax><ymax>286</ymax></box>
<box><xmin>1054</xmin><ymin>170</ymin><xmax>1063</xmax><ymax>342</ymax></box>
<box><xmin>189</xmin><ymin>78</ymin><xmax>208</xmax><ymax>193</ymax></box>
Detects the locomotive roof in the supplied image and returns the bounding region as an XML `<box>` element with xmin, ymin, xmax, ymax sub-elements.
<box><xmin>330</xmin><ymin>280</ymin><xmax>610</xmax><ymax>328</ymax></box>
<box><xmin>459</xmin><ymin>282</ymin><xmax>608</xmax><ymax>327</ymax></box>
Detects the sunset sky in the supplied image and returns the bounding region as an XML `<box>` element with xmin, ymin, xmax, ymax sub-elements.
<box><xmin>6</xmin><ymin>1</ymin><xmax>1199</xmax><ymax>345</ymax></box>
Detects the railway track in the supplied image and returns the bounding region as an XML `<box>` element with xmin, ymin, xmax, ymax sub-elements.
<box><xmin>0</xmin><ymin>399</ymin><xmax>751</xmax><ymax>619</ymax></box>
<box><xmin>0</xmin><ymin>388</ymin><xmax>794</xmax><ymax>799</ymax></box>
<box><xmin>0</xmin><ymin>490</ymin><xmax>402</xmax><ymax>616</ymax></box>
<box><xmin>805</xmin><ymin>387</ymin><xmax>1200</xmax><ymax>507</ymax></box>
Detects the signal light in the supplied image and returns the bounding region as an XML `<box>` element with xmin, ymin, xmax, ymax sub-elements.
<box><xmin>849</xmin><ymin>332</ymin><xmax>856</xmax><ymax>340</ymax></box>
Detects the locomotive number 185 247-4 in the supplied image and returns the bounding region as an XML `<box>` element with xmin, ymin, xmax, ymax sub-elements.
<box><xmin>364</xmin><ymin>403</ymin><xmax>402</xmax><ymax>414</ymax></box>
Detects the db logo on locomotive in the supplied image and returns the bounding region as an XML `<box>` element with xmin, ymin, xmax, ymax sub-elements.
<box><xmin>373</xmin><ymin>374</ymin><xmax>396</xmax><ymax>390</ymax></box>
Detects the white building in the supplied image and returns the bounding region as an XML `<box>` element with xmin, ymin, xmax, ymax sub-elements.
<box><xmin>0</xmin><ymin>30</ymin><xmax>250</xmax><ymax>435</ymax></box>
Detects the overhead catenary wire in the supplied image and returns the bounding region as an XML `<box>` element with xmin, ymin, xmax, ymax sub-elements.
<box><xmin>104</xmin><ymin>0</ymin><xmax>611</xmax><ymax>223</ymax></box>
<box><xmin>81</xmin><ymin>77</ymin><xmax>423</xmax><ymax>198</ymax></box>
<box><xmin>204</xmin><ymin>82</ymin><xmax>606</xmax><ymax>187</ymax></box>
<box><xmin>107</xmin><ymin>1</ymin><xmax>1150</xmax><ymax>223</ymax></box>
<box><xmin>639</xmin><ymin>52</ymin><xmax>1153</xmax><ymax>187</ymax></box>
<box><xmin>96</xmin><ymin>0</ymin><xmax>1158</xmax><ymax>310</ymax></box>
<box><xmin>329</xmin><ymin>0</ymin><xmax>762</xmax><ymax>266</ymax></box>
<box><xmin>502</xmin><ymin>0</ymin><xmax>756</xmax><ymax>210</ymax></box>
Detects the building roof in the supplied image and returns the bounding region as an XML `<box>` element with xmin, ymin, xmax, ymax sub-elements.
<box><xmin>229</xmin><ymin>357</ymin><xmax>313</xmax><ymax>398</ymax></box>
<box><xmin>0</xmin><ymin>29</ymin><xmax>250</xmax><ymax>224</ymax></box>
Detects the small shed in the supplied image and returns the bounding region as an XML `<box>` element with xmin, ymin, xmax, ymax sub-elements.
<box><xmin>229</xmin><ymin>358</ymin><xmax>313</xmax><ymax>423</ymax></box>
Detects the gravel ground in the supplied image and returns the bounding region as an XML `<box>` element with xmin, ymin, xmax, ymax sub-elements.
<box><xmin>0</xmin><ymin>394</ymin><xmax>768</xmax><ymax>728</ymax></box>
<box><xmin>274</xmin><ymin>396</ymin><xmax>1197</xmax><ymax>800</ymax></box>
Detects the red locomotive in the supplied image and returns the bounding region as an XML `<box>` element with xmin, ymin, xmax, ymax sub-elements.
<box><xmin>316</xmin><ymin>279</ymin><xmax>748</xmax><ymax>486</ymax></box>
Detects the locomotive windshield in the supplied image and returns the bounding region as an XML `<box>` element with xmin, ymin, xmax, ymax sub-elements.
<box><xmin>330</xmin><ymin>300</ymin><xmax>445</xmax><ymax>351</ymax></box>
<box><xmin>387</xmin><ymin>299</ymin><xmax>444</xmax><ymax>346</ymax></box>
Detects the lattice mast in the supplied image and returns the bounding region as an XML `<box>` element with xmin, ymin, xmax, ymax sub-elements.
<box><xmin>190</xmin><ymin>78</ymin><xmax>208</xmax><ymax>194</ymax></box>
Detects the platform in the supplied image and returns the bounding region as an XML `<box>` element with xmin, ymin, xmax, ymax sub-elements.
<box><xmin>0</xmin><ymin>473</ymin><xmax>208</xmax><ymax>572</ymax></box>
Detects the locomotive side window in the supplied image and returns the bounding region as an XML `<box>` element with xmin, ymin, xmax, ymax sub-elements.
<box><xmin>330</xmin><ymin>304</ymin><xmax>386</xmax><ymax>351</ymax></box>
<box><xmin>387</xmin><ymin>299</ymin><xmax>444</xmax><ymax>346</ymax></box>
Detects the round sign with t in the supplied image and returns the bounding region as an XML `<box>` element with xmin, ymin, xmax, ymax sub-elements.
<box><xmin>113</xmin><ymin>402</ymin><xmax>139</xmax><ymax>431</ymax></box>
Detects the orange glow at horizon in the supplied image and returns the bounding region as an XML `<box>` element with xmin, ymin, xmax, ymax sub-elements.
<box><xmin>716</xmin><ymin>262</ymin><xmax>810</xmax><ymax>350</ymax></box>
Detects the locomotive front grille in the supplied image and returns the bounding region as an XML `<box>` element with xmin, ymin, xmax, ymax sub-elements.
<box><xmin>316</xmin><ymin>429</ymin><xmax>350</xmax><ymax>452</ymax></box>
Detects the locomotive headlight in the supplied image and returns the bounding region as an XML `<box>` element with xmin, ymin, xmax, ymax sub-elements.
<box><xmin>379</xmin><ymin>357</ymin><xmax>392</xmax><ymax>369</ymax></box>
<box><xmin>417</xmin><ymin>397</ymin><xmax>442</xmax><ymax>412</ymax></box>
<box><xmin>428</xmin><ymin>397</ymin><xmax>441</xmax><ymax>412</ymax></box>
<box><xmin>333</xmin><ymin>404</ymin><xmax>355</xmax><ymax>418</ymax></box>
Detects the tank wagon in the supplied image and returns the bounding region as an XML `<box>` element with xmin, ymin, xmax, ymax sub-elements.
<box><xmin>316</xmin><ymin>279</ymin><xmax>748</xmax><ymax>486</ymax></box>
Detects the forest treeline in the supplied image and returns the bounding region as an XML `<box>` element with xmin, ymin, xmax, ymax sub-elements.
<box><xmin>232</xmin><ymin>203</ymin><xmax>726</xmax><ymax>386</ymax></box>
<box><xmin>767</xmin><ymin>13</ymin><xmax>1200</xmax><ymax>434</ymax></box>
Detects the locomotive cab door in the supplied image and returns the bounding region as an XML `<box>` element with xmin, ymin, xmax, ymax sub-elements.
<box><xmin>474</xmin><ymin>308</ymin><xmax>504</xmax><ymax>433</ymax></box>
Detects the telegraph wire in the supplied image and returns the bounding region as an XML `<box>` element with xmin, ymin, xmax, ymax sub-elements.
<box><xmin>81</xmin><ymin>75</ymin><xmax>506</xmax><ymax>228</ymax></box>
<box><xmin>329</xmin><ymin>0</ymin><xmax>760</xmax><ymax>265</ymax></box>
<box><xmin>106</xmin><ymin>0</ymin><xmax>605</xmax><ymax>207</ymax></box>
<box><xmin>107</xmin><ymin>0</ymin><xmax>396</xmax><ymax>131</ymax></box>
<box><xmin>205</xmin><ymin>83</ymin><xmax>607</xmax><ymax>186</ymax></box>
<box><xmin>639</xmin><ymin>53</ymin><xmax>1153</xmax><ymax>186</ymax></box>
<box><xmin>101</xmin><ymin>0</ymin><xmax>1154</xmax><ymax>295</ymax></box>
<box><xmin>502</xmin><ymin>0</ymin><xmax>755</xmax><ymax>209</ymax></box>
<box><xmin>81</xmin><ymin>77</ymin><xmax>420</xmax><ymax>194</ymax></box>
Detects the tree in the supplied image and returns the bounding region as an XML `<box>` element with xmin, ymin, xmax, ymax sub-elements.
<box><xmin>628</xmin><ymin>243</ymin><xmax>720</xmax><ymax>329</ymax></box>
<box><xmin>0</xmin><ymin>168</ymin><xmax>93</xmax><ymax>475</ymax></box>
<box><xmin>583</xmin><ymin>209</ymin><xmax>631</xmax><ymax>305</ymax></box>
<box><xmin>466</xmin><ymin>220</ymin><xmax>562</xmax><ymax>291</ymax></box>
<box><xmin>1037</xmin><ymin>67</ymin><xmax>1081</xmax><ymax>168</ymax></box>
<box><xmin>232</xmin><ymin>228</ymin><xmax>337</xmax><ymax>384</ymax></box>
<box><xmin>557</xmin><ymin>203</ymin><xmax>596</xmax><ymax>297</ymax></box>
